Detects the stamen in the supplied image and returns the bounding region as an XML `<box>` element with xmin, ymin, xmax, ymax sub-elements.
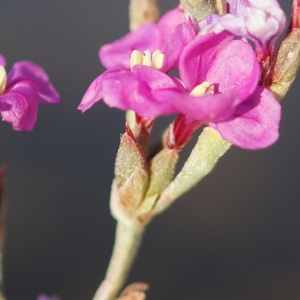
<box><xmin>130</xmin><ymin>50</ymin><xmax>143</xmax><ymax>70</ymax></box>
<box><xmin>190</xmin><ymin>81</ymin><xmax>211</xmax><ymax>96</ymax></box>
<box><xmin>130</xmin><ymin>49</ymin><xmax>164</xmax><ymax>70</ymax></box>
<box><xmin>142</xmin><ymin>50</ymin><xmax>152</xmax><ymax>67</ymax></box>
<box><xmin>152</xmin><ymin>50</ymin><xmax>164</xmax><ymax>70</ymax></box>
<box><xmin>207</xmin><ymin>85</ymin><xmax>215</xmax><ymax>94</ymax></box>
<box><xmin>0</xmin><ymin>66</ymin><xmax>7</xmax><ymax>96</ymax></box>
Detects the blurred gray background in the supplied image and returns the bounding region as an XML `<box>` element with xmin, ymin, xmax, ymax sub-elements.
<box><xmin>0</xmin><ymin>0</ymin><xmax>299</xmax><ymax>299</ymax></box>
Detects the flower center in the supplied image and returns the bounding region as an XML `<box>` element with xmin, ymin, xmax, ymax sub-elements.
<box><xmin>190</xmin><ymin>81</ymin><xmax>214</xmax><ymax>96</ymax></box>
<box><xmin>0</xmin><ymin>66</ymin><xmax>7</xmax><ymax>96</ymax></box>
<box><xmin>130</xmin><ymin>49</ymin><xmax>164</xmax><ymax>70</ymax></box>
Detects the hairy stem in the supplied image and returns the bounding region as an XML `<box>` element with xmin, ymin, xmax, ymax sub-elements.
<box><xmin>92</xmin><ymin>221</ymin><xmax>145</xmax><ymax>300</ymax></box>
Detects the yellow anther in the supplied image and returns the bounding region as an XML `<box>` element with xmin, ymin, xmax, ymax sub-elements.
<box><xmin>207</xmin><ymin>85</ymin><xmax>215</xmax><ymax>94</ymax></box>
<box><xmin>142</xmin><ymin>50</ymin><xmax>152</xmax><ymax>67</ymax></box>
<box><xmin>0</xmin><ymin>66</ymin><xmax>7</xmax><ymax>96</ymax></box>
<box><xmin>152</xmin><ymin>50</ymin><xmax>164</xmax><ymax>70</ymax></box>
<box><xmin>190</xmin><ymin>81</ymin><xmax>214</xmax><ymax>96</ymax></box>
<box><xmin>130</xmin><ymin>50</ymin><xmax>143</xmax><ymax>70</ymax></box>
<box><xmin>130</xmin><ymin>49</ymin><xmax>164</xmax><ymax>70</ymax></box>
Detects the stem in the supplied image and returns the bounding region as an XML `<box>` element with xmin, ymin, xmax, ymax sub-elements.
<box><xmin>92</xmin><ymin>221</ymin><xmax>145</xmax><ymax>300</ymax></box>
<box><xmin>153</xmin><ymin>127</ymin><xmax>231</xmax><ymax>215</ymax></box>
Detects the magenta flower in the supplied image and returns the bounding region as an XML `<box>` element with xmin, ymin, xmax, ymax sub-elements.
<box><xmin>79</xmin><ymin>64</ymin><xmax>186</xmax><ymax>118</ymax></box>
<box><xmin>199</xmin><ymin>0</ymin><xmax>286</xmax><ymax>61</ymax></box>
<box><xmin>37</xmin><ymin>294</ymin><xmax>60</xmax><ymax>300</ymax></box>
<box><xmin>0</xmin><ymin>55</ymin><xmax>60</xmax><ymax>131</ymax></box>
<box><xmin>99</xmin><ymin>7</ymin><xmax>193</xmax><ymax>72</ymax></box>
<box><xmin>78</xmin><ymin>8</ymin><xmax>195</xmax><ymax>117</ymax></box>
<box><xmin>172</xmin><ymin>31</ymin><xmax>280</xmax><ymax>149</ymax></box>
<box><xmin>79</xmin><ymin>7</ymin><xmax>281</xmax><ymax>149</ymax></box>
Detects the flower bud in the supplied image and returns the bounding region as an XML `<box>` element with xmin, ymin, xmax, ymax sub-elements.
<box><xmin>129</xmin><ymin>0</ymin><xmax>160</xmax><ymax>31</ymax></box>
<box><xmin>266</xmin><ymin>0</ymin><xmax>300</xmax><ymax>101</ymax></box>
<box><xmin>137</xmin><ymin>148</ymin><xmax>179</xmax><ymax>215</ymax></box>
<box><xmin>213</xmin><ymin>0</ymin><xmax>226</xmax><ymax>15</ymax></box>
<box><xmin>115</xmin><ymin>132</ymin><xmax>149</xmax><ymax>212</ymax></box>
<box><xmin>180</xmin><ymin>0</ymin><xmax>216</xmax><ymax>21</ymax></box>
<box><xmin>267</xmin><ymin>29</ymin><xmax>300</xmax><ymax>101</ymax></box>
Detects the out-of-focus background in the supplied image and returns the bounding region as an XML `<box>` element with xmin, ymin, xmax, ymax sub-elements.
<box><xmin>0</xmin><ymin>1</ymin><xmax>299</xmax><ymax>299</ymax></box>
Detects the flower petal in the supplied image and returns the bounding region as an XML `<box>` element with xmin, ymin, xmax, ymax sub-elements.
<box><xmin>173</xmin><ymin>91</ymin><xmax>240</xmax><ymax>123</ymax></box>
<box><xmin>99</xmin><ymin>8</ymin><xmax>189</xmax><ymax>70</ymax></box>
<box><xmin>7</xmin><ymin>61</ymin><xmax>60</xmax><ymax>104</ymax></box>
<box><xmin>211</xmin><ymin>87</ymin><xmax>281</xmax><ymax>149</ymax></box>
<box><xmin>99</xmin><ymin>23</ymin><xmax>161</xmax><ymax>69</ymax></box>
<box><xmin>160</xmin><ymin>19</ymin><xmax>196</xmax><ymax>72</ymax></box>
<box><xmin>0</xmin><ymin>84</ymin><xmax>38</xmax><ymax>131</ymax></box>
<box><xmin>225</xmin><ymin>0</ymin><xmax>286</xmax><ymax>50</ymax></box>
<box><xmin>157</xmin><ymin>6</ymin><xmax>186</xmax><ymax>38</ymax></box>
<box><xmin>0</xmin><ymin>54</ymin><xmax>6</xmax><ymax>68</ymax></box>
<box><xmin>205</xmin><ymin>38</ymin><xmax>260</xmax><ymax>100</ymax></box>
<box><xmin>200</xmin><ymin>0</ymin><xmax>286</xmax><ymax>56</ymax></box>
<box><xmin>179</xmin><ymin>31</ymin><xmax>234</xmax><ymax>91</ymax></box>
<box><xmin>79</xmin><ymin>65</ymin><xmax>183</xmax><ymax>119</ymax></box>
<box><xmin>78</xmin><ymin>66</ymin><xmax>131</xmax><ymax>112</ymax></box>
<box><xmin>179</xmin><ymin>31</ymin><xmax>259</xmax><ymax>102</ymax></box>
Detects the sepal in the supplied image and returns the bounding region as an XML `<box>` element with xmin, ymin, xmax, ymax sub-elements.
<box><xmin>115</xmin><ymin>131</ymin><xmax>148</xmax><ymax>187</ymax></box>
<box><xmin>114</xmin><ymin>131</ymin><xmax>149</xmax><ymax>213</ymax></box>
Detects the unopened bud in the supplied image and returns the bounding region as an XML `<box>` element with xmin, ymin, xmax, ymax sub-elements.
<box><xmin>137</xmin><ymin>148</ymin><xmax>179</xmax><ymax>215</ymax></box>
<box><xmin>266</xmin><ymin>0</ymin><xmax>300</xmax><ymax>101</ymax></box>
<box><xmin>115</xmin><ymin>133</ymin><xmax>148</xmax><ymax>212</ymax></box>
<box><xmin>268</xmin><ymin>29</ymin><xmax>300</xmax><ymax>101</ymax></box>
<box><xmin>213</xmin><ymin>0</ymin><xmax>226</xmax><ymax>15</ymax></box>
<box><xmin>129</xmin><ymin>0</ymin><xmax>160</xmax><ymax>31</ymax></box>
<box><xmin>180</xmin><ymin>0</ymin><xmax>216</xmax><ymax>21</ymax></box>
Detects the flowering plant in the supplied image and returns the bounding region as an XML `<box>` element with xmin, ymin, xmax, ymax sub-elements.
<box><xmin>76</xmin><ymin>0</ymin><xmax>300</xmax><ymax>299</ymax></box>
<box><xmin>0</xmin><ymin>0</ymin><xmax>300</xmax><ymax>299</ymax></box>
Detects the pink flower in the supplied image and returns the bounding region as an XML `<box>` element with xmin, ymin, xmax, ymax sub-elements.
<box><xmin>78</xmin><ymin>8</ymin><xmax>195</xmax><ymax>117</ymax></box>
<box><xmin>0</xmin><ymin>55</ymin><xmax>60</xmax><ymax>131</ymax></box>
<box><xmin>199</xmin><ymin>0</ymin><xmax>286</xmax><ymax>62</ymax></box>
<box><xmin>79</xmin><ymin>64</ymin><xmax>185</xmax><ymax>119</ymax></box>
<box><xmin>79</xmin><ymin>7</ymin><xmax>281</xmax><ymax>150</ymax></box>
<box><xmin>99</xmin><ymin>7</ymin><xmax>194</xmax><ymax>72</ymax></box>
<box><xmin>171</xmin><ymin>31</ymin><xmax>281</xmax><ymax>149</ymax></box>
<box><xmin>37</xmin><ymin>294</ymin><xmax>60</xmax><ymax>300</ymax></box>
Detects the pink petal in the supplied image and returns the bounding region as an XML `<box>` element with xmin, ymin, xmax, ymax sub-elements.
<box><xmin>160</xmin><ymin>19</ymin><xmax>196</xmax><ymax>72</ymax></box>
<box><xmin>157</xmin><ymin>7</ymin><xmax>186</xmax><ymax>38</ymax></box>
<box><xmin>78</xmin><ymin>66</ymin><xmax>132</xmax><ymax>112</ymax></box>
<box><xmin>99</xmin><ymin>8</ymin><xmax>190</xmax><ymax>70</ymax></box>
<box><xmin>227</xmin><ymin>0</ymin><xmax>249</xmax><ymax>15</ymax></box>
<box><xmin>99</xmin><ymin>23</ymin><xmax>161</xmax><ymax>69</ymax></box>
<box><xmin>211</xmin><ymin>87</ymin><xmax>281</xmax><ymax>149</ymax></box>
<box><xmin>179</xmin><ymin>31</ymin><xmax>234</xmax><ymax>91</ymax></box>
<box><xmin>79</xmin><ymin>65</ymin><xmax>183</xmax><ymax>119</ymax></box>
<box><xmin>0</xmin><ymin>54</ymin><xmax>6</xmax><ymax>67</ymax></box>
<box><xmin>179</xmin><ymin>31</ymin><xmax>259</xmax><ymax>102</ymax></box>
<box><xmin>7</xmin><ymin>61</ymin><xmax>60</xmax><ymax>104</ymax></box>
<box><xmin>0</xmin><ymin>84</ymin><xmax>38</xmax><ymax>131</ymax></box>
<box><xmin>173</xmin><ymin>91</ymin><xmax>240</xmax><ymax>123</ymax></box>
<box><xmin>205</xmin><ymin>38</ymin><xmax>260</xmax><ymax>101</ymax></box>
